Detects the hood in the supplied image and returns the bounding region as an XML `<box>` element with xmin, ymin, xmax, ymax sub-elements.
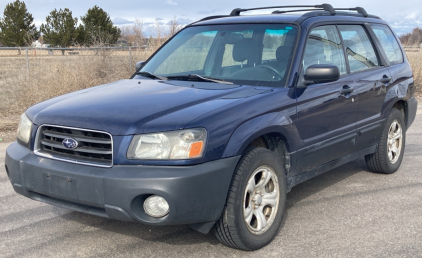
<box><xmin>27</xmin><ymin>79</ymin><xmax>268</xmax><ymax>135</ymax></box>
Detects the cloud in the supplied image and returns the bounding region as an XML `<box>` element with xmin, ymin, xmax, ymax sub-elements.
<box><xmin>112</xmin><ymin>17</ymin><xmax>134</xmax><ymax>25</ymax></box>
<box><xmin>9</xmin><ymin>0</ymin><xmax>422</xmax><ymax>36</ymax></box>
<box><xmin>389</xmin><ymin>20</ymin><xmax>421</xmax><ymax>35</ymax></box>
<box><xmin>165</xmin><ymin>0</ymin><xmax>177</xmax><ymax>5</ymax></box>
<box><xmin>386</xmin><ymin>10</ymin><xmax>422</xmax><ymax>35</ymax></box>
<box><xmin>165</xmin><ymin>18</ymin><xmax>193</xmax><ymax>25</ymax></box>
<box><xmin>405</xmin><ymin>12</ymin><xmax>418</xmax><ymax>20</ymax></box>
<box><xmin>197</xmin><ymin>9</ymin><xmax>223</xmax><ymax>15</ymax></box>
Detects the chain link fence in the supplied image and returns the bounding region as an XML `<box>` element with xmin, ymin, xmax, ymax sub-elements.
<box><xmin>403</xmin><ymin>46</ymin><xmax>420</xmax><ymax>52</ymax></box>
<box><xmin>0</xmin><ymin>46</ymin><xmax>150</xmax><ymax>65</ymax></box>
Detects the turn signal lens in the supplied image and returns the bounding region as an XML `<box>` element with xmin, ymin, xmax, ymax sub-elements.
<box><xmin>189</xmin><ymin>141</ymin><xmax>204</xmax><ymax>157</ymax></box>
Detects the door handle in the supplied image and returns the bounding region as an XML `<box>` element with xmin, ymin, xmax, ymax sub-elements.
<box><xmin>380</xmin><ymin>75</ymin><xmax>392</xmax><ymax>84</ymax></box>
<box><xmin>340</xmin><ymin>85</ymin><xmax>354</xmax><ymax>95</ymax></box>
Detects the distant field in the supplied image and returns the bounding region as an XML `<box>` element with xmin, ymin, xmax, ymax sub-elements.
<box><xmin>0</xmin><ymin>48</ymin><xmax>421</xmax><ymax>141</ymax></box>
<box><xmin>405</xmin><ymin>51</ymin><xmax>422</xmax><ymax>97</ymax></box>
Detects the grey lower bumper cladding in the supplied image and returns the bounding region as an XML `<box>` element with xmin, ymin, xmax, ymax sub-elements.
<box><xmin>5</xmin><ymin>142</ymin><xmax>240</xmax><ymax>227</ymax></box>
<box><xmin>407</xmin><ymin>96</ymin><xmax>418</xmax><ymax>129</ymax></box>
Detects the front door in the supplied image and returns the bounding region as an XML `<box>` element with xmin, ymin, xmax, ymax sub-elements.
<box><xmin>294</xmin><ymin>25</ymin><xmax>358</xmax><ymax>174</ymax></box>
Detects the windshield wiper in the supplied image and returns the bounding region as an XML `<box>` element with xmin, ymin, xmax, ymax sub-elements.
<box><xmin>136</xmin><ymin>71</ymin><xmax>168</xmax><ymax>80</ymax></box>
<box><xmin>167</xmin><ymin>74</ymin><xmax>233</xmax><ymax>84</ymax></box>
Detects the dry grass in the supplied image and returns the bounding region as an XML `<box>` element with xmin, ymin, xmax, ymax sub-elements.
<box><xmin>405</xmin><ymin>51</ymin><xmax>422</xmax><ymax>98</ymax></box>
<box><xmin>0</xmin><ymin>49</ymin><xmax>421</xmax><ymax>142</ymax></box>
<box><xmin>0</xmin><ymin>48</ymin><xmax>156</xmax><ymax>141</ymax></box>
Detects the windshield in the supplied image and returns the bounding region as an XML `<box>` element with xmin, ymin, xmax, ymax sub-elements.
<box><xmin>138</xmin><ymin>23</ymin><xmax>298</xmax><ymax>87</ymax></box>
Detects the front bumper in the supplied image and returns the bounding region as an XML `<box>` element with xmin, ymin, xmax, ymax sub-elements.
<box><xmin>5</xmin><ymin>142</ymin><xmax>240</xmax><ymax>226</ymax></box>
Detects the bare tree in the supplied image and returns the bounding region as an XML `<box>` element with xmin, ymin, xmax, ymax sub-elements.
<box><xmin>168</xmin><ymin>16</ymin><xmax>182</xmax><ymax>37</ymax></box>
<box><xmin>121</xmin><ymin>18</ymin><xmax>145</xmax><ymax>46</ymax></box>
<box><xmin>149</xmin><ymin>18</ymin><xmax>165</xmax><ymax>47</ymax></box>
<box><xmin>400</xmin><ymin>27</ymin><xmax>422</xmax><ymax>46</ymax></box>
<box><xmin>147</xmin><ymin>17</ymin><xmax>184</xmax><ymax>48</ymax></box>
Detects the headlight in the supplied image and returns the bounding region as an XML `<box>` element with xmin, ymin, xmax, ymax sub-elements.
<box><xmin>127</xmin><ymin>128</ymin><xmax>207</xmax><ymax>160</ymax></box>
<box><xmin>17</xmin><ymin>113</ymin><xmax>32</xmax><ymax>144</ymax></box>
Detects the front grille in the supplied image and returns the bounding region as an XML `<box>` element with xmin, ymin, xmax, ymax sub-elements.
<box><xmin>35</xmin><ymin>125</ymin><xmax>113</xmax><ymax>167</ymax></box>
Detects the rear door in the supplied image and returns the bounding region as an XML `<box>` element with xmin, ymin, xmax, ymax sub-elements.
<box><xmin>369</xmin><ymin>24</ymin><xmax>412</xmax><ymax>99</ymax></box>
<box><xmin>294</xmin><ymin>25</ymin><xmax>358</xmax><ymax>174</ymax></box>
<box><xmin>337</xmin><ymin>24</ymin><xmax>391</xmax><ymax>151</ymax></box>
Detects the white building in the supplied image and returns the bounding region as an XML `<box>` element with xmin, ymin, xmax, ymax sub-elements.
<box><xmin>31</xmin><ymin>40</ymin><xmax>50</xmax><ymax>48</ymax></box>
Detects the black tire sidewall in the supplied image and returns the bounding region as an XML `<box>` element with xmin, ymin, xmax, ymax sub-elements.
<box><xmin>230</xmin><ymin>148</ymin><xmax>287</xmax><ymax>250</ymax></box>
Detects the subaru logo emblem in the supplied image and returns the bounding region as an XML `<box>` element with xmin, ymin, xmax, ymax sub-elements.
<box><xmin>62</xmin><ymin>138</ymin><xmax>78</xmax><ymax>149</ymax></box>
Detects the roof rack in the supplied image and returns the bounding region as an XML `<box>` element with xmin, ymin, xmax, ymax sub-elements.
<box><xmin>229</xmin><ymin>3</ymin><xmax>371</xmax><ymax>18</ymax></box>
<box><xmin>230</xmin><ymin>4</ymin><xmax>336</xmax><ymax>16</ymax></box>
<box><xmin>192</xmin><ymin>4</ymin><xmax>375</xmax><ymax>26</ymax></box>
<box><xmin>334</xmin><ymin>7</ymin><xmax>368</xmax><ymax>17</ymax></box>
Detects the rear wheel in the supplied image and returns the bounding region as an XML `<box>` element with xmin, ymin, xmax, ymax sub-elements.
<box><xmin>214</xmin><ymin>147</ymin><xmax>286</xmax><ymax>250</ymax></box>
<box><xmin>365</xmin><ymin>108</ymin><xmax>406</xmax><ymax>174</ymax></box>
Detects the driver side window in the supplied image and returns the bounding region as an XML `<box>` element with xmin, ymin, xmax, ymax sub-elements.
<box><xmin>302</xmin><ymin>25</ymin><xmax>347</xmax><ymax>76</ymax></box>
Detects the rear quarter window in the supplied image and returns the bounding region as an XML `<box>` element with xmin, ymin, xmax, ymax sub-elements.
<box><xmin>370</xmin><ymin>24</ymin><xmax>404</xmax><ymax>65</ymax></box>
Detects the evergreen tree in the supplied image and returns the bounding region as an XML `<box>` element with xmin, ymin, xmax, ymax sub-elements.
<box><xmin>40</xmin><ymin>8</ymin><xmax>78</xmax><ymax>48</ymax></box>
<box><xmin>0</xmin><ymin>0</ymin><xmax>38</xmax><ymax>47</ymax></box>
<box><xmin>79</xmin><ymin>5</ymin><xmax>121</xmax><ymax>46</ymax></box>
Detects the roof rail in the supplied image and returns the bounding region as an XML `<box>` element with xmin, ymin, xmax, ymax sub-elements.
<box><xmin>196</xmin><ymin>15</ymin><xmax>231</xmax><ymax>22</ymax></box>
<box><xmin>230</xmin><ymin>4</ymin><xmax>336</xmax><ymax>16</ymax></box>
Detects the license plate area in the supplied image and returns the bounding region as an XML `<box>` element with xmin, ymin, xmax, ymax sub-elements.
<box><xmin>42</xmin><ymin>173</ymin><xmax>78</xmax><ymax>199</ymax></box>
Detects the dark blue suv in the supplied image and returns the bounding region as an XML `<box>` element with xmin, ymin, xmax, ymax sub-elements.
<box><xmin>5</xmin><ymin>4</ymin><xmax>418</xmax><ymax>250</ymax></box>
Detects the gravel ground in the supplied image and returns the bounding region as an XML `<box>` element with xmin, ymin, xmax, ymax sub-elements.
<box><xmin>0</xmin><ymin>115</ymin><xmax>421</xmax><ymax>258</ymax></box>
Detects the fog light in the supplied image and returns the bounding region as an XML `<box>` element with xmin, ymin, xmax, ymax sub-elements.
<box><xmin>143</xmin><ymin>195</ymin><xmax>169</xmax><ymax>218</ymax></box>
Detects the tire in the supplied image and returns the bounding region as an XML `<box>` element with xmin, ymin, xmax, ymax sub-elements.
<box><xmin>365</xmin><ymin>108</ymin><xmax>406</xmax><ymax>174</ymax></box>
<box><xmin>214</xmin><ymin>147</ymin><xmax>287</xmax><ymax>250</ymax></box>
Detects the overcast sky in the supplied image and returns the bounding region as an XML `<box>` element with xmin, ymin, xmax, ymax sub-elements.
<box><xmin>0</xmin><ymin>0</ymin><xmax>421</xmax><ymax>35</ymax></box>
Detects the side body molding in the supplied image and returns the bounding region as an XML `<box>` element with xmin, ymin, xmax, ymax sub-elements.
<box><xmin>222</xmin><ymin>110</ymin><xmax>298</xmax><ymax>158</ymax></box>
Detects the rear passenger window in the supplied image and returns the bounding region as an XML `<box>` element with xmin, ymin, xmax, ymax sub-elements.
<box><xmin>302</xmin><ymin>25</ymin><xmax>347</xmax><ymax>75</ymax></box>
<box><xmin>370</xmin><ymin>24</ymin><xmax>404</xmax><ymax>65</ymax></box>
<box><xmin>338</xmin><ymin>25</ymin><xmax>379</xmax><ymax>73</ymax></box>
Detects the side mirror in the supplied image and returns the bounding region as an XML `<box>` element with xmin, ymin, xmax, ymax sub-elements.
<box><xmin>135</xmin><ymin>61</ymin><xmax>146</xmax><ymax>71</ymax></box>
<box><xmin>305</xmin><ymin>64</ymin><xmax>340</xmax><ymax>84</ymax></box>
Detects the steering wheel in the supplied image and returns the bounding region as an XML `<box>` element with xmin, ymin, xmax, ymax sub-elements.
<box><xmin>258</xmin><ymin>65</ymin><xmax>283</xmax><ymax>80</ymax></box>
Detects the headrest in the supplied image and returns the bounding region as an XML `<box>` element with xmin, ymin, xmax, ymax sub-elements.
<box><xmin>233</xmin><ymin>38</ymin><xmax>259</xmax><ymax>63</ymax></box>
<box><xmin>225</xmin><ymin>33</ymin><xmax>243</xmax><ymax>44</ymax></box>
<box><xmin>283</xmin><ymin>32</ymin><xmax>296</xmax><ymax>47</ymax></box>
<box><xmin>276</xmin><ymin>46</ymin><xmax>291</xmax><ymax>61</ymax></box>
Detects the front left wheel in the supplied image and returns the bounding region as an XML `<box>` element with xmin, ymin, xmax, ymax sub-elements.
<box><xmin>214</xmin><ymin>147</ymin><xmax>287</xmax><ymax>250</ymax></box>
